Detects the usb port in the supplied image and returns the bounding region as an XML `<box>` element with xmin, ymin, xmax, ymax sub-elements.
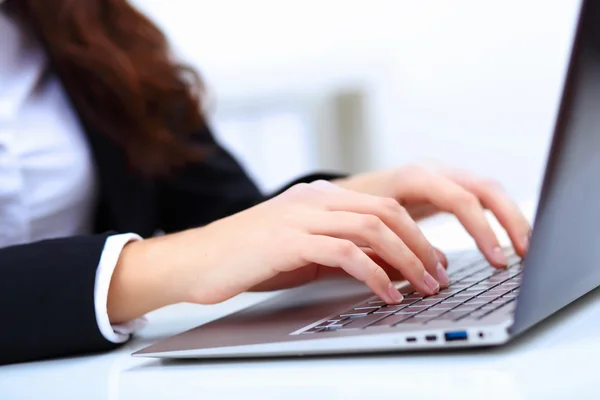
<box><xmin>425</xmin><ymin>335</ymin><xmax>437</xmax><ymax>342</ymax></box>
<box><xmin>444</xmin><ymin>331</ymin><xmax>468</xmax><ymax>342</ymax></box>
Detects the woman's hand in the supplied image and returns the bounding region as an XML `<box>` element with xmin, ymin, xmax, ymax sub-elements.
<box><xmin>107</xmin><ymin>180</ymin><xmax>447</xmax><ymax>324</ymax></box>
<box><xmin>334</xmin><ymin>162</ymin><xmax>531</xmax><ymax>267</ymax></box>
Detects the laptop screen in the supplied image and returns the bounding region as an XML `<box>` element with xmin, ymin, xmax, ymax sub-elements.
<box><xmin>513</xmin><ymin>0</ymin><xmax>600</xmax><ymax>335</ymax></box>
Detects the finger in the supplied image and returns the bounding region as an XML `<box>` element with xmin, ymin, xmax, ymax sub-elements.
<box><xmin>300</xmin><ymin>235</ymin><xmax>404</xmax><ymax>304</ymax></box>
<box><xmin>434</xmin><ymin>247</ymin><xmax>448</xmax><ymax>267</ymax></box>
<box><xmin>315</xmin><ymin>262</ymin><xmax>406</xmax><ymax>282</ymax></box>
<box><xmin>307</xmin><ymin>249</ymin><xmax>444</xmax><ymax>283</ymax></box>
<box><xmin>361</xmin><ymin>248</ymin><xmax>407</xmax><ymax>281</ymax></box>
<box><xmin>305</xmin><ymin>211</ymin><xmax>442</xmax><ymax>293</ymax></box>
<box><xmin>405</xmin><ymin>203</ymin><xmax>440</xmax><ymax>220</ymax></box>
<box><xmin>402</xmin><ymin>171</ymin><xmax>508</xmax><ymax>268</ymax></box>
<box><xmin>313</xmin><ymin>248</ymin><xmax>406</xmax><ymax>281</ymax></box>
<box><xmin>447</xmin><ymin>174</ymin><xmax>531</xmax><ymax>256</ymax></box>
<box><xmin>310</xmin><ymin>181</ymin><xmax>446</xmax><ymax>289</ymax></box>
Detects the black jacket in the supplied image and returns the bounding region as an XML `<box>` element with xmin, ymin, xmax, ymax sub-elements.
<box><xmin>0</xmin><ymin>76</ymin><xmax>342</xmax><ymax>365</ymax></box>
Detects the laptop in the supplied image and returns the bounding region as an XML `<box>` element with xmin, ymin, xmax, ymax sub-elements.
<box><xmin>134</xmin><ymin>0</ymin><xmax>600</xmax><ymax>359</ymax></box>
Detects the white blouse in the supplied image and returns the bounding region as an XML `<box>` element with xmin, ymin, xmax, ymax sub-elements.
<box><xmin>0</xmin><ymin>5</ymin><xmax>96</xmax><ymax>245</ymax></box>
<box><xmin>0</xmin><ymin>5</ymin><xmax>141</xmax><ymax>342</ymax></box>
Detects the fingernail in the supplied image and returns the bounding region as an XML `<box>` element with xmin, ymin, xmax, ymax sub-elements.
<box><xmin>492</xmin><ymin>246</ymin><xmax>508</xmax><ymax>266</ymax></box>
<box><xmin>436</xmin><ymin>262</ymin><xmax>449</xmax><ymax>288</ymax></box>
<box><xmin>387</xmin><ymin>283</ymin><xmax>404</xmax><ymax>303</ymax></box>
<box><xmin>423</xmin><ymin>271</ymin><xmax>440</xmax><ymax>294</ymax></box>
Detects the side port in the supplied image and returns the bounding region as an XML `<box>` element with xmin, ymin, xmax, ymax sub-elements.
<box><xmin>425</xmin><ymin>335</ymin><xmax>437</xmax><ymax>342</ymax></box>
<box><xmin>444</xmin><ymin>331</ymin><xmax>468</xmax><ymax>342</ymax></box>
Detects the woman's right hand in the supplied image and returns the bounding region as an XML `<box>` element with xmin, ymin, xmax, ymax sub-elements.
<box><xmin>107</xmin><ymin>180</ymin><xmax>445</xmax><ymax>324</ymax></box>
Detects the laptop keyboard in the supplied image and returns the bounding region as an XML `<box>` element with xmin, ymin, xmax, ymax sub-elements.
<box><xmin>301</xmin><ymin>250</ymin><xmax>522</xmax><ymax>334</ymax></box>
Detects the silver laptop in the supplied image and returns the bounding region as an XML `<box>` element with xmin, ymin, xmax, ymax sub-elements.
<box><xmin>134</xmin><ymin>0</ymin><xmax>600</xmax><ymax>359</ymax></box>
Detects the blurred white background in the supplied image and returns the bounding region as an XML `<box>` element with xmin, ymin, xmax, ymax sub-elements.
<box><xmin>134</xmin><ymin>0</ymin><xmax>581</xmax><ymax>205</ymax></box>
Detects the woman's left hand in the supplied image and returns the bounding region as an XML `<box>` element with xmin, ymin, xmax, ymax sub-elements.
<box><xmin>334</xmin><ymin>162</ymin><xmax>531</xmax><ymax>267</ymax></box>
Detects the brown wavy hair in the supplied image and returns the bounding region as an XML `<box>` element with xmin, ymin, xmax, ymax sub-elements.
<box><xmin>12</xmin><ymin>0</ymin><xmax>206</xmax><ymax>176</ymax></box>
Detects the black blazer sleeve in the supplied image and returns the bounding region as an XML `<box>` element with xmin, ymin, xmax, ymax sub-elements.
<box><xmin>0</xmin><ymin>234</ymin><xmax>119</xmax><ymax>365</ymax></box>
<box><xmin>157</xmin><ymin>124</ymin><xmax>346</xmax><ymax>232</ymax></box>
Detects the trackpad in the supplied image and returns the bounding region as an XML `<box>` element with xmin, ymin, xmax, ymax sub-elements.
<box><xmin>140</xmin><ymin>278</ymin><xmax>375</xmax><ymax>354</ymax></box>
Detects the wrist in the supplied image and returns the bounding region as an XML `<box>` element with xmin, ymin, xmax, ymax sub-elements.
<box><xmin>106</xmin><ymin>236</ymin><xmax>179</xmax><ymax>324</ymax></box>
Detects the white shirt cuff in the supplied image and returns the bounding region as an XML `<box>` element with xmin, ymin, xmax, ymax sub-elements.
<box><xmin>94</xmin><ymin>233</ymin><xmax>147</xmax><ymax>343</ymax></box>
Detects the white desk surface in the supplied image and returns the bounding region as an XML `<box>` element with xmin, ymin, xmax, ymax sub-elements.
<box><xmin>2</xmin><ymin>202</ymin><xmax>600</xmax><ymax>400</ymax></box>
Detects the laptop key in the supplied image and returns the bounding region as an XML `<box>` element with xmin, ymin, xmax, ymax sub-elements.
<box><xmin>324</xmin><ymin>320</ymin><xmax>354</xmax><ymax>329</ymax></box>
<box><xmin>484</xmin><ymin>290</ymin><xmax>509</xmax><ymax>298</ymax></box>
<box><xmin>448</xmin><ymin>295</ymin><xmax>475</xmax><ymax>302</ymax></box>
<box><xmin>495</xmin><ymin>285</ymin><xmax>518</xmax><ymax>292</ymax></box>
<box><xmin>451</xmin><ymin>282</ymin><xmax>474</xmax><ymax>287</ymax></box>
<box><xmin>432</xmin><ymin>311</ymin><xmax>469</xmax><ymax>321</ymax></box>
<box><xmin>469</xmin><ymin>284</ymin><xmax>495</xmax><ymax>291</ymax></box>
<box><xmin>438</xmin><ymin>298</ymin><xmax>464</xmax><ymax>303</ymax></box>
<box><xmin>368</xmin><ymin>313</ymin><xmax>415</xmax><ymax>327</ymax></box>
<box><xmin>413</xmin><ymin>310</ymin><xmax>445</xmax><ymax>319</ymax></box>
<box><xmin>465</xmin><ymin>298</ymin><xmax>489</xmax><ymax>305</ymax></box>
<box><xmin>399</xmin><ymin>298</ymin><xmax>421</xmax><ymax>305</ymax></box>
<box><xmin>476</xmin><ymin>294</ymin><xmax>500</xmax><ymax>300</ymax></box>
<box><xmin>417</xmin><ymin>299</ymin><xmax>443</xmax><ymax>306</ymax></box>
<box><xmin>339</xmin><ymin>313</ymin><xmax>391</xmax><ymax>330</ymax></box>
<box><xmin>469</xmin><ymin>273</ymin><xmax>494</xmax><ymax>280</ymax></box>
<box><xmin>437</xmin><ymin>288</ymin><xmax>463</xmax><ymax>296</ymax></box>
<box><xmin>450</xmin><ymin>277</ymin><xmax>470</xmax><ymax>284</ymax></box>
<box><xmin>454</xmin><ymin>278</ymin><xmax>482</xmax><ymax>284</ymax></box>
<box><xmin>339</xmin><ymin>310</ymin><xmax>373</xmax><ymax>318</ymax></box>
<box><xmin>460</xmin><ymin>290</ymin><xmax>487</xmax><ymax>297</ymax></box>
<box><xmin>353</xmin><ymin>306</ymin><xmax>381</xmax><ymax>311</ymax></box>
<box><xmin>403</xmin><ymin>305</ymin><xmax>429</xmax><ymax>312</ymax></box>
<box><xmin>486</xmin><ymin>276</ymin><xmax>510</xmax><ymax>284</ymax></box>
<box><xmin>374</xmin><ymin>308</ymin><xmax>399</xmax><ymax>314</ymax></box>
<box><xmin>429</xmin><ymin>304</ymin><xmax>456</xmax><ymax>311</ymax></box>
<box><xmin>427</xmin><ymin>293</ymin><xmax>454</xmax><ymax>300</ymax></box>
<box><xmin>399</xmin><ymin>311</ymin><xmax>427</xmax><ymax>319</ymax></box>
<box><xmin>374</xmin><ymin>304</ymin><xmax>407</xmax><ymax>313</ymax></box>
